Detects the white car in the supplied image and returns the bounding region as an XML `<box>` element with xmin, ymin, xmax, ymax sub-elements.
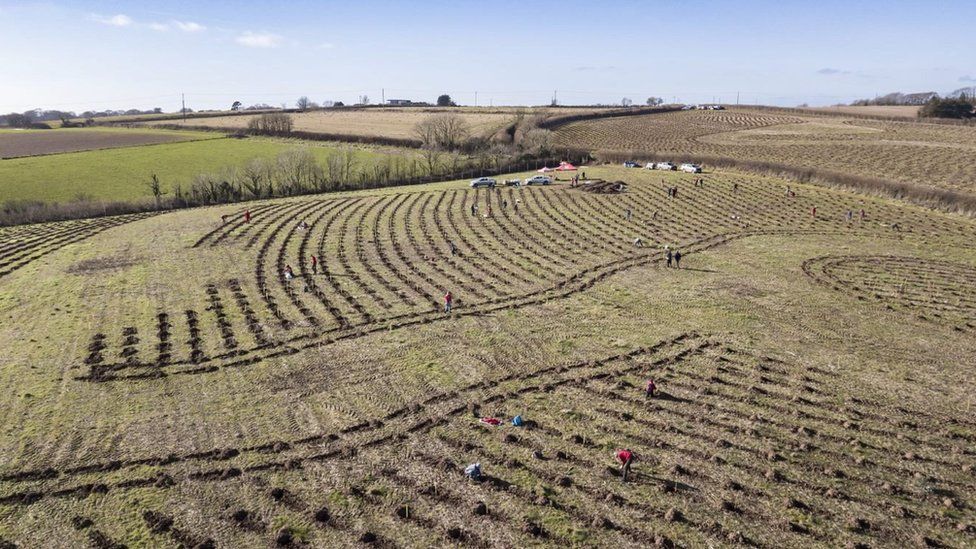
<box><xmin>469</xmin><ymin>177</ymin><xmax>497</xmax><ymax>188</ymax></box>
<box><xmin>655</xmin><ymin>162</ymin><xmax>676</xmax><ymax>171</ymax></box>
<box><xmin>680</xmin><ymin>163</ymin><xmax>702</xmax><ymax>173</ymax></box>
<box><xmin>524</xmin><ymin>175</ymin><xmax>552</xmax><ymax>186</ymax></box>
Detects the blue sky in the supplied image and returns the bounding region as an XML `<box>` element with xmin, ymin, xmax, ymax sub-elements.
<box><xmin>1</xmin><ymin>0</ymin><xmax>974</xmax><ymax>112</ymax></box>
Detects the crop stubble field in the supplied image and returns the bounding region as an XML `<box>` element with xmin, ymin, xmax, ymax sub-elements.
<box><xmin>0</xmin><ymin>164</ymin><xmax>974</xmax><ymax>547</ymax></box>
<box><xmin>140</xmin><ymin>107</ymin><xmax>565</xmax><ymax>139</ymax></box>
<box><xmin>552</xmin><ymin>108</ymin><xmax>976</xmax><ymax>195</ymax></box>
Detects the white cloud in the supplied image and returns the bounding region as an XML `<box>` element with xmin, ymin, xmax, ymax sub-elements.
<box><xmin>816</xmin><ymin>68</ymin><xmax>850</xmax><ymax>75</ymax></box>
<box><xmin>960</xmin><ymin>75</ymin><xmax>976</xmax><ymax>83</ymax></box>
<box><xmin>92</xmin><ymin>14</ymin><xmax>133</xmax><ymax>27</ymax></box>
<box><xmin>317</xmin><ymin>42</ymin><xmax>335</xmax><ymax>50</ymax></box>
<box><xmin>574</xmin><ymin>65</ymin><xmax>617</xmax><ymax>72</ymax></box>
<box><xmin>173</xmin><ymin>20</ymin><xmax>206</xmax><ymax>32</ymax></box>
<box><xmin>236</xmin><ymin>31</ymin><xmax>282</xmax><ymax>48</ymax></box>
<box><xmin>149</xmin><ymin>22</ymin><xmax>169</xmax><ymax>31</ymax></box>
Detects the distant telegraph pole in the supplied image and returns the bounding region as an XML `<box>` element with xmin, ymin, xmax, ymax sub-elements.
<box><xmin>736</xmin><ymin>91</ymin><xmax>740</xmax><ymax>105</ymax></box>
<box><xmin>382</xmin><ymin>88</ymin><xmax>385</xmax><ymax>104</ymax></box>
<box><xmin>181</xmin><ymin>93</ymin><xmax>186</xmax><ymax>122</ymax></box>
<box><xmin>475</xmin><ymin>91</ymin><xmax>478</xmax><ymax>107</ymax></box>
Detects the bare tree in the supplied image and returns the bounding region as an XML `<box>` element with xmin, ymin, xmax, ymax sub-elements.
<box><xmin>413</xmin><ymin>116</ymin><xmax>438</xmax><ymax>148</ymax></box>
<box><xmin>248</xmin><ymin>112</ymin><xmax>293</xmax><ymax>133</ymax></box>
<box><xmin>413</xmin><ymin>113</ymin><xmax>471</xmax><ymax>150</ymax></box>
<box><xmin>436</xmin><ymin>114</ymin><xmax>470</xmax><ymax>149</ymax></box>
<box><xmin>240</xmin><ymin>158</ymin><xmax>269</xmax><ymax>197</ymax></box>
<box><xmin>448</xmin><ymin>151</ymin><xmax>465</xmax><ymax>174</ymax></box>
<box><xmin>519</xmin><ymin>128</ymin><xmax>553</xmax><ymax>155</ymax></box>
<box><xmin>296</xmin><ymin>96</ymin><xmax>311</xmax><ymax>111</ymax></box>
<box><xmin>622</xmin><ymin>97</ymin><xmax>633</xmax><ymax>107</ymax></box>
<box><xmin>421</xmin><ymin>147</ymin><xmax>443</xmax><ymax>176</ymax></box>
<box><xmin>276</xmin><ymin>149</ymin><xmax>324</xmax><ymax>195</ymax></box>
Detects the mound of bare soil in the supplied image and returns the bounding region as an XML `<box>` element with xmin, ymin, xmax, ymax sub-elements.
<box><xmin>576</xmin><ymin>179</ymin><xmax>628</xmax><ymax>194</ymax></box>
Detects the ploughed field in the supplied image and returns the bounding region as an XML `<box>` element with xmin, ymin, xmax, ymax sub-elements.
<box><xmin>0</xmin><ymin>167</ymin><xmax>974</xmax><ymax>547</ymax></box>
<box><xmin>0</xmin><ymin>128</ymin><xmax>216</xmax><ymax>159</ymax></box>
<box><xmin>552</xmin><ymin>108</ymin><xmax>976</xmax><ymax>194</ymax></box>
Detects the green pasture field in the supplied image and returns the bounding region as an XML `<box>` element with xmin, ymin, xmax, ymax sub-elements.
<box><xmin>0</xmin><ymin>136</ymin><xmax>420</xmax><ymax>203</ymax></box>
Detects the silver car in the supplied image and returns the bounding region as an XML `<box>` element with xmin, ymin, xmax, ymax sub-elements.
<box><xmin>469</xmin><ymin>177</ymin><xmax>497</xmax><ymax>188</ymax></box>
<box><xmin>524</xmin><ymin>175</ymin><xmax>552</xmax><ymax>186</ymax></box>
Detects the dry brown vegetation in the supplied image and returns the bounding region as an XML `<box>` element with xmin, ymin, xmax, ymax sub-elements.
<box><xmin>799</xmin><ymin>105</ymin><xmax>922</xmax><ymax>118</ymax></box>
<box><xmin>552</xmin><ymin>107</ymin><xmax>976</xmax><ymax>197</ymax></box>
<box><xmin>143</xmin><ymin>108</ymin><xmax>542</xmax><ymax>140</ymax></box>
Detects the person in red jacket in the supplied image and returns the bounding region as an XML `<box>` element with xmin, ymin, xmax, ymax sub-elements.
<box><xmin>616</xmin><ymin>449</ymin><xmax>635</xmax><ymax>482</ymax></box>
<box><xmin>244</xmin><ymin>209</ymin><xmax>251</xmax><ymax>223</ymax></box>
<box><xmin>444</xmin><ymin>291</ymin><xmax>453</xmax><ymax>313</ymax></box>
<box><xmin>310</xmin><ymin>255</ymin><xmax>318</xmax><ymax>275</ymax></box>
<box><xmin>811</xmin><ymin>206</ymin><xmax>817</xmax><ymax>219</ymax></box>
<box><xmin>645</xmin><ymin>379</ymin><xmax>657</xmax><ymax>398</ymax></box>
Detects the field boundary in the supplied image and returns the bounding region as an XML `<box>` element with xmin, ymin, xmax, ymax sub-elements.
<box><xmin>145</xmin><ymin>124</ymin><xmax>425</xmax><ymax>149</ymax></box>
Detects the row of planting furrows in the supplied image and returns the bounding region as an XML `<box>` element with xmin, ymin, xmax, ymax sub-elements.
<box><xmin>74</xmin><ymin>183</ymin><xmax>648</xmax><ymax>379</ymax></box>
<box><xmin>0</xmin><ymin>334</ymin><xmax>710</xmax><ymax>546</ymax></box>
<box><xmin>10</xmin><ymin>336</ymin><xmax>976</xmax><ymax>547</ymax></box>
<box><xmin>243</xmin><ymin>201</ymin><xmax>315</xmax><ymax>250</ymax></box>
<box><xmin>77</xmin><ymin>173</ymin><xmax>966</xmax><ymax>380</ymax></box>
<box><xmin>552</xmin><ymin>109</ymin><xmax>805</xmax><ymax>151</ymax></box>
<box><xmin>238</xmin><ymin>176</ymin><xmax>973</xmax><ymax>338</ymax></box>
<box><xmin>76</xmin><ymin>176</ymin><xmax>903</xmax><ymax>380</ymax></box>
<box><xmin>271</xmin><ymin>199</ymin><xmax>348</xmax><ymax>330</ymax></box>
<box><xmin>253</xmin><ymin>199</ymin><xmax>334</xmax><ymax>330</ymax></box>
<box><xmin>0</xmin><ymin>212</ymin><xmax>157</xmax><ymax>279</ymax></box>
<box><xmin>191</xmin><ymin>203</ymin><xmax>282</xmax><ymax>248</ymax></box>
<box><xmin>549</xmin><ymin>109</ymin><xmax>976</xmax><ymax>192</ymax></box>
<box><xmin>802</xmin><ymin>255</ymin><xmax>976</xmax><ymax>333</ymax></box>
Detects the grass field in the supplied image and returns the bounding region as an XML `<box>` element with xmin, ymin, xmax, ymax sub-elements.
<box><xmin>0</xmin><ymin>136</ymin><xmax>422</xmax><ymax>204</ymax></box>
<box><xmin>141</xmin><ymin>107</ymin><xmax>596</xmax><ymax>140</ymax></box>
<box><xmin>0</xmin><ymin>165</ymin><xmax>974</xmax><ymax>547</ymax></box>
<box><xmin>553</xmin><ymin>107</ymin><xmax>976</xmax><ymax>195</ymax></box>
<box><xmin>0</xmin><ymin>127</ymin><xmax>220</xmax><ymax>159</ymax></box>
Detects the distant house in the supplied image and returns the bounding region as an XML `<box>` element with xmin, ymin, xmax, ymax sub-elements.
<box><xmin>387</xmin><ymin>99</ymin><xmax>415</xmax><ymax>106</ymax></box>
